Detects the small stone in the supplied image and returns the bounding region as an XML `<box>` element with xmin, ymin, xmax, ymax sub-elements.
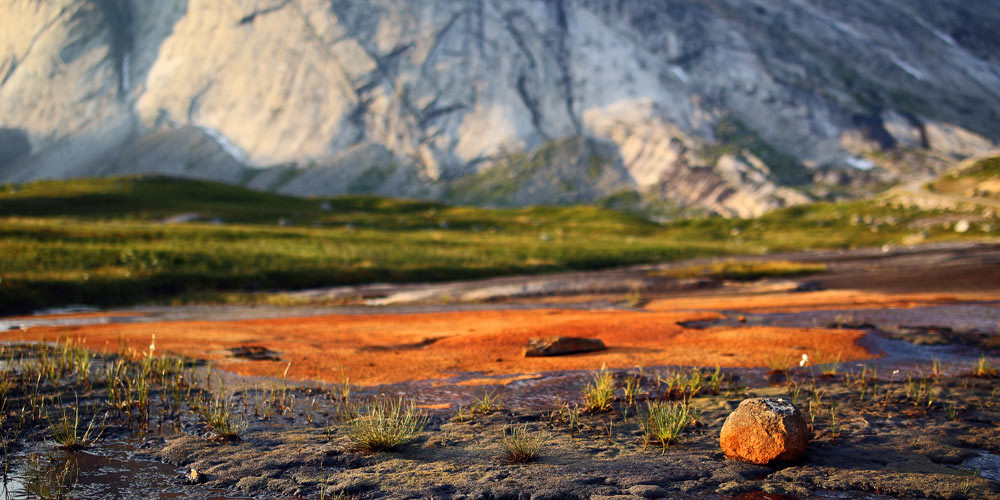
<box><xmin>954</xmin><ymin>219</ymin><xmax>970</xmax><ymax>233</ymax></box>
<box><xmin>719</xmin><ymin>397</ymin><xmax>809</xmax><ymax>464</ymax></box>
<box><xmin>523</xmin><ymin>336</ymin><xmax>606</xmax><ymax>357</ymax></box>
<box><xmin>186</xmin><ymin>468</ymin><xmax>202</xmax><ymax>484</ymax></box>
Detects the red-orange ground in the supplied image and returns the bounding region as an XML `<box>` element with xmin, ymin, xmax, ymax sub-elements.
<box><xmin>15</xmin><ymin>299</ymin><xmax>877</xmax><ymax>385</ymax></box>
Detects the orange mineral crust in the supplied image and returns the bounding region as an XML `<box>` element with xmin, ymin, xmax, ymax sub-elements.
<box><xmin>17</xmin><ymin>308</ymin><xmax>874</xmax><ymax>385</ymax></box>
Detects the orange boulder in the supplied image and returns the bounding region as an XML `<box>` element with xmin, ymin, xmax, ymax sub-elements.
<box><xmin>720</xmin><ymin>398</ymin><xmax>809</xmax><ymax>464</ymax></box>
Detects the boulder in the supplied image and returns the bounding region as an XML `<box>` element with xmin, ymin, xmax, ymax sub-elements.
<box><xmin>523</xmin><ymin>337</ymin><xmax>606</xmax><ymax>357</ymax></box>
<box><xmin>719</xmin><ymin>397</ymin><xmax>809</xmax><ymax>464</ymax></box>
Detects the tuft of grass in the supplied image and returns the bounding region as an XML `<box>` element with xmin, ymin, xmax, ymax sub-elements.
<box><xmin>193</xmin><ymin>395</ymin><xmax>247</xmax><ymax>441</ymax></box>
<box><xmin>499</xmin><ymin>424</ymin><xmax>546</xmax><ymax>464</ymax></box>
<box><xmin>583</xmin><ymin>366</ymin><xmax>616</xmax><ymax>413</ymax></box>
<box><xmin>48</xmin><ymin>401</ymin><xmax>106</xmax><ymax>450</ymax></box>
<box><xmin>347</xmin><ymin>397</ymin><xmax>427</xmax><ymax>452</ymax></box>
<box><xmin>640</xmin><ymin>401</ymin><xmax>701</xmax><ymax>451</ymax></box>
<box><xmin>622</xmin><ymin>372</ymin><xmax>643</xmax><ymax>406</ymax></box>
<box><xmin>656</xmin><ymin>367</ymin><xmax>716</xmax><ymax>399</ymax></box>
<box><xmin>471</xmin><ymin>390</ymin><xmax>503</xmax><ymax>415</ymax></box>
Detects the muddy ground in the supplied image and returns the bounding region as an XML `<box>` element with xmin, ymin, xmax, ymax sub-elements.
<box><xmin>1</xmin><ymin>241</ymin><xmax>999</xmax><ymax>499</ymax></box>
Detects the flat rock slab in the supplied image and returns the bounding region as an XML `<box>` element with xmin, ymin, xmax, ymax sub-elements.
<box><xmin>523</xmin><ymin>336</ymin><xmax>607</xmax><ymax>357</ymax></box>
<box><xmin>229</xmin><ymin>345</ymin><xmax>281</xmax><ymax>361</ymax></box>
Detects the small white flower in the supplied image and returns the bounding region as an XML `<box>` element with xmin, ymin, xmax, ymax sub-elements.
<box><xmin>892</xmin><ymin>369</ymin><xmax>899</xmax><ymax>375</ymax></box>
<box><xmin>799</xmin><ymin>354</ymin><xmax>809</xmax><ymax>367</ymax></box>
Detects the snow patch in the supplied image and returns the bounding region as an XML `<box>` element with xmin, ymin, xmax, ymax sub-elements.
<box><xmin>889</xmin><ymin>54</ymin><xmax>926</xmax><ymax>81</ymax></box>
<box><xmin>845</xmin><ymin>156</ymin><xmax>875</xmax><ymax>170</ymax></box>
<box><xmin>670</xmin><ymin>65</ymin><xmax>689</xmax><ymax>84</ymax></box>
<box><xmin>198</xmin><ymin>126</ymin><xmax>250</xmax><ymax>164</ymax></box>
<box><xmin>121</xmin><ymin>52</ymin><xmax>130</xmax><ymax>92</ymax></box>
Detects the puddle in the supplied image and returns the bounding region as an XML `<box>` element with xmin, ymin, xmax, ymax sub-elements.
<box><xmin>679</xmin><ymin>303</ymin><xmax>1000</xmax><ymax>379</ymax></box>
<box><xmin>961</xmin><ymin>451</ymin><xmax>1000</xmax><ymax>482</ymax></box>
<box><xmin>1</xmin><ymin>444</ymin><xmax>257</xmax><ymax>500</ymax></box>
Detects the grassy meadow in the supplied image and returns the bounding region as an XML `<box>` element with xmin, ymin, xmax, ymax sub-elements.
<box><xmin>0</xmin><ymin>174</ymin><xmax>996</xmax><ymax>314</ymax></box>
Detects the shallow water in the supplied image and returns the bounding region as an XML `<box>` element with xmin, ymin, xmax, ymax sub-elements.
<box><xmin>0</xmin><ymin>444</ymin><xmax>234</xmax><ymax>500</ymax></box>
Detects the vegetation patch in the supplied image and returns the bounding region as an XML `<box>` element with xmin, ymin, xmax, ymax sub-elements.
<box><xmin>347</xmin><ymin>397</ymin><xmax>428</xmax><ymax>453</ymax></box>
<box><xmin>500</xmin><ymin>424</ymin><xmax>546</xmax><ymax>464</ymax></box>
<box><xmin>0</xmin><ymin>175</ymin><xmax>994</xmax><ymax>314</ymax></box>
<box><xmin>655</xmin><ymin>259</ymin><xmax>827</xmax><ymax>281</ymax></box>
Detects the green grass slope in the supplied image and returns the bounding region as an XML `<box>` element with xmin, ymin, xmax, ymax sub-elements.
<box><xmin>1</xmin><ymin>175</ymin><xmax>995</xmax><ymax>314</ymax></box>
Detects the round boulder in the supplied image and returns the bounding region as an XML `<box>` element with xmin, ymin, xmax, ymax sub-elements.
<box><xmin>719</xmin><ymin>397</ymin><xmax>809</xmax><ymax>464</ymax></box>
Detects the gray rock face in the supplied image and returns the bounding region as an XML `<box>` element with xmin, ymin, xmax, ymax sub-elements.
<box><xmin>2</xmin><ymin>0</ymin><xmax>998</xmax><ymax>215</ymax></box>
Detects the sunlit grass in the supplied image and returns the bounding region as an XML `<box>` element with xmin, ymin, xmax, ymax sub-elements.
<box><xmin>640</xmin><ymin>401</ymin><xmax>701</xmax><ymax>451</ymax></box>
<box><xmin>0</xmin><ymin>175</ymin><xmax>994</xmax><ymax>313</ymax></box>
<box><xmin>499</xmin><ymin>424</ymin><xmax>546</xmax><ymax>464</ymax></box>
<box><xmin>347</xmin><ymin>397</ymin><xmax>428</xmax><ymax>452</ymax></box>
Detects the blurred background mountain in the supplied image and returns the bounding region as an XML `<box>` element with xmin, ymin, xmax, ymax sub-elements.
<box><xmin>2</xmin><ymin>0</ymin><xmax>998</xmax><ymax>217</ymax></box>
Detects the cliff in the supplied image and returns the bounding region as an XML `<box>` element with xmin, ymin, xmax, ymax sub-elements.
<box><xmin>2</xmin><ymin>0</ymin><xmax>998</xmax><ymax>216</ymax></box>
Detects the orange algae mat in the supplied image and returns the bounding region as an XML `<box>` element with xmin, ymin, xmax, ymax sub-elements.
<box><xmin>17</xmin><ymin>306</ymin><xmax>873</xmax><ymax>386</ymax></box>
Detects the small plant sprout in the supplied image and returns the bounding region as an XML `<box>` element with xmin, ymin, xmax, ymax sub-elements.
<box><xmin>583</xmin><ymin>365</ymin><xmax>616</xmax><ymax>413</ymax></box>
<box><xmin>193</xmin><ymin>395</ymin><xmax>247</xmax><ymax>442</ymax></box>
<box><xmin>500</xmin><ymin>424</ymin><xmax>546</xmax><ymax>463</ymax></box>
<box><xmin>787</xmin><ymin>379</ymin><xmax>802</xmax><ymax>404</ymax></box>
<box><xmin>348</xmin><ymin>396</ymin><xmax>427</xmax><ymax>452</ymax></box>
<box><xmin>807</xmin><ymin>399</ymin><xmax>819</xmax><ymax>432</ymax></box>
<box><xmin>763</xmin><ymin>354</ymin><xmax>794</xmax><ymax>374</ymax></box>
<box><xmin>622</xmin><ymin>373</ymin><xmax>643</xmax><ymax>406</ymax></box>
<box><xmin>640</xmin><ymin>401</ymin><xmax>701</xmax><ymax>452</ymax></box>
<box><xmin>947</xmin><ymin>402</ymin><xmax>961</xmax><ymax>421</ymax></box>
<box><xmin>931</xmin><ymin>358</ymin><xmax>942</xmax><ymax>380</ymax></box>
<box><xmin>471</xmin><ymin>390</ymin><xmax>503</xmax><ymax>414</ymax></box>
<box><xmin>829</xmin><ymin>403</ymin><xmax>841</xmax><ymax>440</ymax></box>
<box><xmin>818</xmin><ymin>353</ymin><xmax>842</xmax><ymax>376</ymax></box>
<box><xmin>973</xmin><ymin>356</ymin><xmax>997</xmax><ymax>378</ymax></box>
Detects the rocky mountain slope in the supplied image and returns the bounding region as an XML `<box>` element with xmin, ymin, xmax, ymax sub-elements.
<box><xmin>2</xmin><ymin>0</ymin><xmax>999</xmax><ymax>216</ymax></box>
